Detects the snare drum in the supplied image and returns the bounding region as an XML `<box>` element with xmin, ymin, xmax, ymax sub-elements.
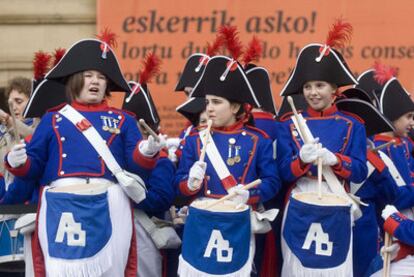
<box><xmin>178</xmin><ymin>198</ymin><xmax>254</xmax><ymax>277</ymax></box>
<box><xmin>0</xmin><ymin>215</ymin><xmax>25</xmax><ymax>273</ymax></box>
<box><xmin>282</xmin><ymin>192</ymin><xmax>353</xmax><ymax>277</ymax></box>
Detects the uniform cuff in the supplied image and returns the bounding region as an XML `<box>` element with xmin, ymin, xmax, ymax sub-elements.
<box><xmin>332</xmin><ymin>154</ymin><xmax>351</xmax><ymax>179</ymax></box>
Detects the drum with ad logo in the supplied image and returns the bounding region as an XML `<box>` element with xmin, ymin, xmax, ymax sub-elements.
<box><xmin>178</xmin><ymin>198</ymin><xmax>254</xmax><ymax>277</ymax></box>
<box><xmin>282</xmin><ymin>192</ymin><xmax>353</xmax><ymax>277</ymax></box>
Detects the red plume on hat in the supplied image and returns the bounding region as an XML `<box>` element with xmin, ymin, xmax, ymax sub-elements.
<box><xmin>218</xmin><ymin>25</ymin><xmax>243</xmax><ymax>61</ymax></box>
<box><xmin>126</xmin><ymin>52</ymin><xmax>161</xmax><ymax>103</ymax></box>
<box><xmin>52</xmin><ymin>48</ymin><xmax>66</xmax><ymax>67</ymax></box>
<box><xmin>33</xmin><ymin>51</ymin><xmax>52</xmax><ymax>80</ymax></box>
<box><xmin>325</xmin><ymin>18</ymin><xmax>353</xmax><ymax>49</ymax></box>
<box><xmin>96</xmin><ymin>27</ymin><xmax>117</xmax><ymax>49</ymax></box>
<box><xmin>373</xmin><ymin>61</ymin><xmax>398</xmax><ymax>86</ymax></box>
<box><xmin>96</xmin><ymin>27</ymin><xmax>117</xmax><ymax>59</ymax></box>
<box><xmin>242</xmin><ymin>36</ymin><xmax>262</xmax><ymax>66</ymax></box>
<box><xmin>316</xmin><ymin>18</ymin><xmax>353</xmax><ymax>62</ymax></box>
<box><xmin>206</xmin><ymin>34</ymin><xmax>224</xmax><ymax>57</ymax></box>
<box><xmin>139</xmin><ymin>52</ymin><xmax>162</xmax><ymax>85</ymax></box>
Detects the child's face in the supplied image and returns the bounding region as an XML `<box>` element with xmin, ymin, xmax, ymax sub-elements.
<box><xmin>393</xmin><ymin>112</ymin><xmax>414</xmax><ymax>137</ymax></box>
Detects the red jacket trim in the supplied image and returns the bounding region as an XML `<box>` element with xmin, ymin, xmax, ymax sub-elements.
<box><xmin>332</xmin><ymin>154</ymin><xmax>352</xmax><ymax>179</ymax></box>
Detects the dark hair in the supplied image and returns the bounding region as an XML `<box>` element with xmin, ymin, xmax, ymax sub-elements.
<box><xmin>65</xmin><ymin>71</ymin><xmax>111</xmax><ymax>102</ymax></box>
<box><xmin>5</xmin><ymin>77</ymin><xmax>31</xmax><ymax>98</ymax></box>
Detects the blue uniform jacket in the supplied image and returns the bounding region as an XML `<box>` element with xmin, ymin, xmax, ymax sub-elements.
<box><xmin>384</xmin><ymin>212</ymin><xmax>414</xmax><ymax>246</ymax></box>
<box><xmin>252</xmin><ymin>111</ymin><xmax>278</xmax><ymax>141</ymax></box>
<box><xmin>373</xmin><ymin>135</ymin><xmax>414</xmax><ymax>210</ymax></box>
<box><xmin>5</xmin><ymin>101</ymin><xmax>153</xmax><ymax>184</ymax></box>
<box><xmin>175</xmin><ymin>121</ymin><xmax>281</xmax><ymax>204</ymax></box>
<box><xmin>277</xmin><ymin>105</ymin><xmax>368</xmax><ymax>185</ymax></box>
<box><xmin>135</xmin><ymin>154</ymin><xmax>176</xmax><ymax>215</ymax></box>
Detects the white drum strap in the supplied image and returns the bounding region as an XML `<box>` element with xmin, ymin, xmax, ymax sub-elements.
<box><xmin>198</xmin><ymin>129</ymin><xmax>235</xmax><ymax>185</ymax></box>
<box><xmin>350</xmin><ymin>161</ymin><xmax>376</xmax><ymax>195</ymax></box>
<box><xmin>59</xmin><ymin>104</ymin><xmax>123</xmax><ymax>175</ymax></box>
<box><xmin>183</xmin><ymin>125</ymin><xmax>192</xmax><ymax>139</ymax></box>
<box><xmin>378</xmin><ymin>150</ymin><xmax>406</xmax><ymax>187</ymax></box>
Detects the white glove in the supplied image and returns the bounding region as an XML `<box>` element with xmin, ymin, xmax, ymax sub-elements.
<box><xmin>166</xmin><ymin>138</ymin><xmax>181</xmax><ymax>149</ymax></box>
<box><xmin>381</xmin><ymin>242</ymin><xmax>400</xmax><ymax>261</ymax></box>
<box><xmin>299</xmin><ymin>138</ymin><xmax>319</xmax><ymax>163</ymax></box>
<box><xmin>228</xmin><ymin>184</ymin><xmax>250</xmax><ymax>205</ymax></box>
<box><xmin>168</xmin><ymin>148</ymin><xmax>178</xmax><ymax>163</ymax></box>
<box><xmin>382</xmin><ymin>205</ymin><xmax>399</xmax><ymax>220</ymax></box>
<box><xmin>175</xmin><ymin>206</ymin><xmax>189</xmax><ymax>225</ymax></box>
<box><xmin>187</xmin><ymin>161</ymin><xmax>206</xmax><ymax>191</ymax></box>
<box><xmin>317</xmin><ymin>147</ymin><xmax>338</xmax><ymax>166</ymax></box>
<box><xmin>7</xmin><ymin>143</ymin><xmax>27</xmax><ymax>168</ymax></box>
<box><xmin>139</xmin><ymin>134</ymin><xmax>167</xmax><ymax>157</ymax></box>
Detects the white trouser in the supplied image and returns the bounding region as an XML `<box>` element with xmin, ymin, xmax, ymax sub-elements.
<box><xmin>134</xmin><ymin>211</ymin><xmax>162</xmax><ymax>277</ymax></box>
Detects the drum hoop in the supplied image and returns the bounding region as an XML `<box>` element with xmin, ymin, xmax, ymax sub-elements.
<box><xmin>191</xmin><ymin>198</ymin><xmax>249</xmax><ymax>213</ymax></box>
<box><xmin>292</xmin><ymin>192</ymin><xmax>351</xmax><ymax>207</ymax></box>
<box><xmin>48</xmin><ymin>181</ymin><xmax>112</xmax><ymax>195</ymax></box>
<box><xmin>0</xmin><ymin>214</ymin><xmax>20</xmax><ymax>221</ymax></box>
<box><xmin>0</xmin><ymin>254</ymin><xmax>24</xmax><ymax>263</ymax></box>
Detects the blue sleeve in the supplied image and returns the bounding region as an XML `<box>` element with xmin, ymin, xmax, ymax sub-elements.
<box><xmin>121</xmin><ymin>115</ymin><xmax>152</xmax><ymax>180</ymax></box>
<box><xmin>0</xmin><ymin>177</ymin><xmax>37</xmax><ymax>204</ymax></box>
<box><xmin>394</xmin><ymin>185</ymin><xmax>414</xmax><ymax>210</ymax></box>
<box><xmin>274</xmin><ymin>121</ymin><xmax>306</xmax><ymax>184</ymax></box>
<box><xmin>22</xmin><ymin>113</ymin><xmax>55</xmax><ymax>180</ymax></box>
<box><xmin>136</xmin><ymin>157</ymin><xmax>176</xmax><ymax>213</ymax></box>
<box><xmin>394</xmin><ymin>219</ymin><xmax>414</xmax><ymax>246</ymax></box>
<box><xmin>174</xmin><ymin>136</ymin><xmax>198</xmax><ymax>197</ymax></box>
<box><xmin>249</xmin><ymin>137</ymin><xmax>281</xmax><ymax>203</ymax></box>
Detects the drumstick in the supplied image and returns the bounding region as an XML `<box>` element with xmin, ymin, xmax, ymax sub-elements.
<box><xmin>139</xmin><ymin>119</ymin><xmax>159</xmax><ymax>142</ymax></box>
<box><xmin>7</xmin><ymin>100</ymin><xmax>20</xmax><ymax>143</ymax></box>
<box><xmin>199</xmin><ymin>119</ymin><xmax>213</xmax><ymax>162</ymax></box>
<box><xmin>205</xmin><ymin>179</ymin><xmax>262</xmax><ymax>209</ymax></box>
<box><xmin>317</xmin><ymin>143</ymin><xmax>323</xmax><ymax>199</ymax></box>
<box><xmin>373</xmin><ymin>140</ymin><xmax>395</xmax><ymax>152</ymax></box>
<box><xmin>383</xmin><ymin>232</ymin><xmax>391</xmax><ymax>277</ymax></box>
<box><xmin>287</xmin><ymin>96</ymin><xmax>311</xmax><ymax>143</ymax></box>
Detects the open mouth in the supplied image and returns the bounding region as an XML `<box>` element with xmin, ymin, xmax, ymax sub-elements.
<box><xmin>89</xmin><ymin>87</ymin><xmax>99</xmax><ymax>93</ymax></box>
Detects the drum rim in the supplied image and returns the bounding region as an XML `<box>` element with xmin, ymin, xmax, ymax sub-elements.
<box><xmin>291</xmin><ymin>191</ymin><xmax>351</xmax><ymax>207</ymax></box>
<box><xmin>190</xmin><ymin>198</ymin><xmax>250</xmax><ymax>213</ymax></box>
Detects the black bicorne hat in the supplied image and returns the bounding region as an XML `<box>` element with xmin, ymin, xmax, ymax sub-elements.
<box><xmin>46</xmin><ymin>39</ymin><xmax>131</xmax><ymax>93</ymax></box>
<box><xmin>23</xmin><ymin>78</ymin><xmax>67</xmax><ymax>118</ymax></box>
<box><xmin>335</xmin><ymin>98</ymin><xmax>394</xmax><ymax>137</ymax></box>
<box><xmin>277</xmin><ymin>94</ymin><xmax>307</xmax><ymax>120</ymax></box>
<box><xmin>176</xmin><ymin>97</ymin><xmax>206</xmax><ymax>126</ymax></box>
<box><xmin>379</xmin><ymin>78</ymin><xmax>414</xmax><ymax>122</ymax></box>
<box><xmin>280</xmin><ymin>44</ymin><xmax>357</xmax><ymax>96</ymax></box>
<box><xmin>245</xmin><ymin>64</ymin><xmax>277</xmax><ymax>115</ymax></box>
<box><xmin>341</xmin><ymin>87</ymin><xmax>378</xmax><ymax>107</ymax></box>
<box><xmin>355</xmin><ymin>69</ymin><xmax>381</xmax><ymax>106</ymax></box>
<box><xmin>123</xmin><ymin>81</ymin><xmax>160</xmax><ymax>131</ymax></box>
<box><xmin>175</xmin><ymin>53</ymin><xmax>209</xmax><ymax>92</ymax></box>
<box><xmin>190</xmin><ymin>55</ymin><xmax>260</xmax><ymax>107</ymax></box>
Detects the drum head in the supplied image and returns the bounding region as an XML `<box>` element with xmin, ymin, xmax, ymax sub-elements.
<box><xmin>191</xmin><ymin>198</ymin><xmax>249</xmax><ymax>212</ymax></box>
<box><xmin>49</xmin><ymin>183</ymin><xmax>110</xmax><ymax>195</ymax></box>
<box><xmin>293</xmin><ymin>192</ymin><xmax>350</xmax><ymax>206</ymax></box>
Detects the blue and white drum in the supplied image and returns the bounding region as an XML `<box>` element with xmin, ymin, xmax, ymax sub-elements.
<box><xmin>38</xmin><ymin>180</ymin><xmax>133</xmax><ymax>277</ymax></box>
<box><xmin>178</xmin><ymin>198</ymin><xmax>254</xmax><ymax>277</ymax></box>
<box><xmin>282</xmin><ymin>192</ymin><xmax>353</xmax><ymax>277</ymax></box>
<box><xmin>0</xmin><ymin>214</ymin><xmax>25</xmax><ymax>273</ymax></box>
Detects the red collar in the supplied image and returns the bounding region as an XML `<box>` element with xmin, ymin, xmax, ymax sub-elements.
<box><xmin>252</xmin><ymin>111</ymin><xmax>275</xmax><ymax>120</ymax></box>
<box><xmin>213</xmin><ymin>119</ymin><xmax>245</xmax><ymax>132</ymax></box>
<box><xmin>71</xmin><ymin>100</ymin><xmax>109</xmax><ymax>111</ymax></box>
<box><xmin>307</xmin><ymin>105</ymin><xmax>338</xmax><ymax>117</ymax></box>
<box><xmin>374</xmin><ymin>134</ymin><xmax>402</xmax><ymax>145</ymax></box>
